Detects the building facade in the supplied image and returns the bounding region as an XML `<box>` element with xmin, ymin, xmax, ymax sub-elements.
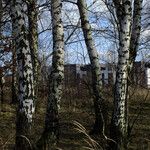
<box><xmin>1</xmin><ymin>61</ymin><xmax>150</xmax><ymax>88</ymax></box>
<box><xmin>63</xmin><ymin>62</ymin><xmax>150</xmax><ymax>88</ymax></box>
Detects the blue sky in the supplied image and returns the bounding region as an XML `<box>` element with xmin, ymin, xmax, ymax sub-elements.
<box><xmin>1</xmin><ymin>0</ymin><xmax>149</xmax><ymax>68</ymax></box>
<box><xmin>38</xmin><ymin>0</ymin><xmax>120</xmax><ymax>64</ymax></box>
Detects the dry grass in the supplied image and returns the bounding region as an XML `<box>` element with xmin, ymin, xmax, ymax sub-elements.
<box><xmin>0</xmin><ymin>86</ymin><xmax>150</xmax><ymax>150</ymax></box>
<box><xmin>73</xmin><ymin>121</ymin><xmax>103</xmax><ymax>150</ymax></box>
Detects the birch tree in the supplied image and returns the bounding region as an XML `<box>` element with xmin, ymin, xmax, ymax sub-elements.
<box><xmin>0</xmin><ymin>69</ymin><xmax>5</xmax><ymax>110</ymax></box>
<box><xmin>129</xmin><ymin>0</ymin><xmax>143</xmax><ymax>75</ymax></box>
<box><xmin>37</xmin><ymin>0</ymin><xmax>64</xmax><ymax>149</ymax></box>
<box><xmin>11</xmin><ymin>10</ymin><xmax>17</xmax><ymax>104</ymax></box>
<box><xmin>11</xmin><ymin>37</ymin><xmax>17</xmax><ymax>104</ymax></box>
<box><xmin>27</xmin><ymin>0</ymin><xmax>39</xmax><ymax>91</ymax></box>
<box><xmin>0</xmin><ymin>0</ymin><xmax>2</xmax><ymax>35</ymax></box>
<box><xmin>108</xmin><ymin>0</ymin><xmax>143</xmax><ymax>149</ymax></box>
<box><xmin>109</xmin><ymin>0</ymin><xmax>132</xmax><ymax>150</ymax></box>
<box><xmin>0</xmin><ymin>0</ymin><xmax>3</xmax><ymax>110</ymax></box>
<box><xmin>11</xmin><ymin>0</ymin><xmax>35</xmax><ymax>149</ymax></box>
<box><xmin>77</xmin><ymin>0</ymin><xmax>107</xmax><ymax>134</ymax></box>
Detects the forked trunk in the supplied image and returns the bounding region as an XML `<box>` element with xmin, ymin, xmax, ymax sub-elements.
<box><xmin>110</xmin><ymin>0</ymin><xmax>132</xmax><ymax>150</ymax></box>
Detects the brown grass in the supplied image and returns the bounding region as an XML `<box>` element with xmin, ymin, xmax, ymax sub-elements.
<box><xmin>0</xmin><ymin>85</ymin><xmax>150</xmax><ymax>150</ymax></box>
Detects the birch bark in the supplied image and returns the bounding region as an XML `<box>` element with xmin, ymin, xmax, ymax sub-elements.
<box><xmin>0</xmin><ymin>0</ymin><xmax>3</xmax><ymax>110</ymax></box>
<box><xmin>11</xmin><ymin>14</ymin><xmax>17</xmax><ymax>104</ymax></box>
<box><xmin>77</xmin><ymin>0</ymin><xmax>107</xmax><ymax>134</ymax></box>
<box><xmin>129</xmin><ymin>0</ymin><xmax>143</xmax><ymax>75</ymax></box>
<box><xmin>11</xmin><ymin>37</ymin><xmax>17</xmax><ymax>104</ymax></box>
<box><xmin>37</xmin><ymin>0</ymin><xmax>64</xmax><ymax>149</ymax></box>
<box><xmin>11</xmin><ymin>0</ymin><xmax>35</xmax><ymax>149</ymax></box>
<box><xmin>110</xmin><ymin>0</ymin><xmax>132</xmax><ymax>149</ymax></box>
<box><xmin>27</xmin><ymin>0</ymin><xmax>39</xmax><ymax>90</ymax></box>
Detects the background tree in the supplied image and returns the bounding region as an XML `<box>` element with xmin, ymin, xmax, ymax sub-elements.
<box><xmin>129</xmin><ymin>0</ymin><xmax>143</xmax><ymax>77</ymax></box>
<box><xmin>0</xmin><ymin>68</ymin><xmax>5</xmax><ymax>110</ymax></box>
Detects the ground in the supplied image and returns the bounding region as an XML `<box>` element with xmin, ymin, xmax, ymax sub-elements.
<box><xmin>0</xmin><ymin>86</ymin><xmax>150</xmax><ymax>150</ymax></box>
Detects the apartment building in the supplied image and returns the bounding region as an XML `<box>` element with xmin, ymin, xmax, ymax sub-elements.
<box><xmin>64</xmin><ymin>62</ymin><xmax>150</xmax><ymax>88</ymax></box>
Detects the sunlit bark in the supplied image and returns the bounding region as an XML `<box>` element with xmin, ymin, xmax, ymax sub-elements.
<box><xmin>110</xmin><ymin>0</ymin><xmax>132</xmax><ymax>150</ymax></box>
<box><xmin>11</xmin><ymin>0</ymin><xmax>35</xmax><ymax>149</ymax></box>
<box><xmin>27</xmin><ymin>0</ymin><xmax>39</xmax><ymax>92</ymax></box>
<box><xmin>37</xmin><ymin>0</ymin><xmax>64</xmax><ymax>149</ymax></box>
<box><xmin>77</xmin><ymin>0</ymin><xmax>107</xmax><ymax>134</ymax></box>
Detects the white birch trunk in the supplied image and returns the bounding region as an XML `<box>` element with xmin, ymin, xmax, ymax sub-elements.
<box><xmin>37</xmin><ymin>0</ymin><xmax>64</xmax><ymax>149</ymax></box>
<box><xmin>110</xmin><ymin>0</ymin><xmax>132</xmax><ymax>150</ymax></box>
<box><xmin>11</xmin><ymin>0</ymin><xmax>35</xmax><ymax>149</ymax></box>
<box><xmin>77</xmin><ymin>0</ymin><xmax>106</xmax><ymax>134</ymax></box>
<box><xmin>129</xmin><ymin>0</ymin><xmax>143</xmax><ymax>75</ymax></box>
<box><xmin>27</xmin><ymin>0</ymin><xmax>39</xmax><ymax>89</ymax></box>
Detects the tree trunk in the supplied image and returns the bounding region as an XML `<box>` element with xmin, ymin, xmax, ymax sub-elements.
<box><xmin>27</xmin><ymin>0</ymin><xmax>39</xmax><ymax>96</ymax></box>
<box><xmin>11</xmin><ymin>24</ymin><xmax>17</xmax><ymax>104</ymax></box>
<box><xmin>0</xmin><ymin>74</ymin><xmax>5</xmax><ymax>109</ymax></box>
<box><xmin>0</xmin><ymin>0</ymin><xmax>3</xmax><ymax>111</ymax></box>
<box><xmin>11</xmin><ymin>0</ymin><xmax>35</xmax><ymax>149</ymax></box>
<box><xmin>77</xmin><ymin>0</ymin><xmax>106</xmax><ymax>135</ymax></box>
<box><xmin>128</xmin><ymin>0</ymin><xmax>143</xmax><ymax>82</ymax></box>
<box><xmin>37</xmin><ymin>0</ymin><xmax>64</xmax><ymax>149</ymax></box>
<box><xmin>110</xmin><ymin>0</ymin><xmax>132</xmax><ymax>150</ymax></box>
<box><xmin>0</xmin><ymin>0</ymin><xmax>2</xmax><ymax>35</ymax></box>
